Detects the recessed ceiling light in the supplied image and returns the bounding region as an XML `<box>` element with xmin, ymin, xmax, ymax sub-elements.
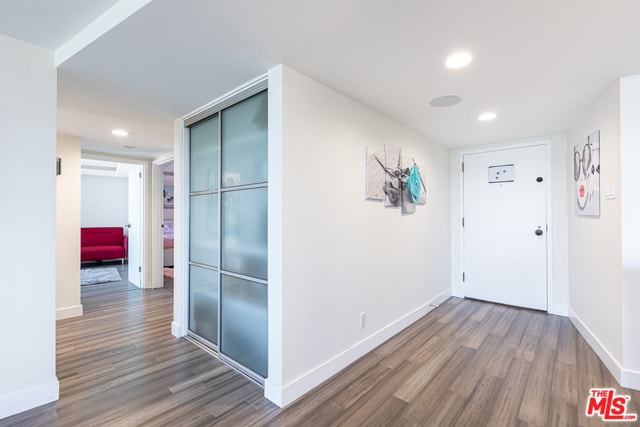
<box><xmin>445</xmin><ymin>52</ymin><xmax>472</xmax><ymax>69</ymax></box>
<box><xmin>430</xmin><ymin>95</ymin><xmax>462</xmax><ymax>108</ymax></box>
<box><xmin>112</xmin><ymin>129</ymin><xmax>129</xmax><ymax>137</ymax></box>
<box><xmin>478</xmin><ymin>112</ymin><xmax>497</xmax><ymax>121</ymax></box>
<box><xmin>124</xmin><ymin>145</ymin><xmax>136</xmax><ymax>149</ymax></box>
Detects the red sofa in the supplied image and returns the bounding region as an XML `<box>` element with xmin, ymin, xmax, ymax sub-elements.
<box><xmin>81</xmin><ymin>227</ymin><xmax>128</xmax><ymax>263</ymax></box>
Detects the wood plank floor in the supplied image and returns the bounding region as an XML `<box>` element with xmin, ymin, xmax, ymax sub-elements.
<box><xmin>2</xmin><ymin>270</ymin><xmax>639</xmax><ymax>426</ymax></box>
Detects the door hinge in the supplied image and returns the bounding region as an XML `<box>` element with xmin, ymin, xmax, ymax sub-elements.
<box><xmin>462</xmin><ymin>272</ymin><xmax>465</xmax><ymax>282</ymax></box>
<box><xmin>461</xmin><ymin>162</ymin><xmax>465</xmax><ymax>173</ymax></box>
<box><xmin>139</xmin><ymin>172</ymin><xmax>142</xmax><ymax>179</ymax></box>
<box><xmin>462</xmin><ymin>217</ymin><xmax>465</xmax><ymax>227</ymax></box>
<box><xmin>138</xmin><ymin>266</ymin><xmax>142</xmax><ymax>273</ymax></box>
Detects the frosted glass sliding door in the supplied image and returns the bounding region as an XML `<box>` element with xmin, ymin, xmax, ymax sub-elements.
<box><xmin>189</xmin><ymin>194</ymin><xmax>218</xmax><ymax>266</ymax></box>
<box><xmin>219</xmin><ymin>90</ymin><xmax>268</xmax><ymax>379</ymax></box>
<box><xmin>189</xmin><ymin>265</ymin><xmax>218</xmax><ymax>345</ymax></box>
<box><xmin>221</xmin><ymin>91</ymin><xmax>268</xmax><ymax>188</ymax></box>
<box><xmin>188</xmin><ymin>115</ymin><xmax>220</xmax><ymax>346</ymax></box>
<box><xmin>187</xmin><ymin>87</ymin><xmax>268</xmax><ymax>382</ymax></box>
<box><xmin>220</xmin><ymin>275</ymin><xmax>268</xmax><ymax>377</ymax></box>
<box><xmin>190</xmin><ymin>117</ymin><xmax>219</xmax><ymax>192</ymax></box>
<box><xmin>221</xmin><ymin>188</ymin><xmax>267</xmax><ymax>280</ymax></box>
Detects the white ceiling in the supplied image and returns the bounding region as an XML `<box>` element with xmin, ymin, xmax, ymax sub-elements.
<box><xmin>3</xmin><ymin>0</ymin><xmax>640</xmax><ymax>158</ymax></box>
<box><xmin>81</xmin><ymin>158</ymin><xmax>139</xmax><ymax>178</ymax></box>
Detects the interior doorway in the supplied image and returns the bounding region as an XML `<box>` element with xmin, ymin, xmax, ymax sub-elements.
<box><xmin>162</xmin><ymin>161</ymin><xmax>174</xmax><ymax>292</ymax></box>
<box><xmin>152</xmin><ymin>155</ymin><xmax>175</xmax><ymax>291</ymax></box>
<box><xmin>80</xmin><ymin>155</ymin><xmax>148</xmax><ymax>288</ymax></box>
<box><xmin>462</xmin><ymin>144</ymin><xmax>549</xmax><ymax>311</ymax></box>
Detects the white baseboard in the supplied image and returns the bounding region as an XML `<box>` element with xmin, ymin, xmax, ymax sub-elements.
<box><xmin>569</xmin><ymin>307</ymin><xmax>623</xmax><ymax>384</ymax></box>
<box><xmin>171</xmin><ymin>321</ymin><xmax>185</xmax><ymax>338</ymax></box>
<box><xmin>0</xmin><ymin>377</ymin><xmax>59</xmax><ymax>420</ymax></box>
<box><xmin>56</xmin><ymin>304</ymin><xmax>83</xmax><ymax>320</ymax></box>
<box><xmin>622</xmin><ymin>368</ymin><xmax>640</xmax><ymax>391</ymax></box>
<box><xmin>265</xmin><ymin>289</ymin><xmax>452</xmax><ymax>408</ymax></box>
<box><xmin>550</xmin><ymin>304</ymin><xmax>568</xmax><ymax>317</ymax></box>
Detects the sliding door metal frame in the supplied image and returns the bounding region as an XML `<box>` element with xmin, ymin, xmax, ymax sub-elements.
<box><xmin>185</xmin><ymin>78</ymin><xmax>268</xmax><ymax>385</ymax></box>
<box><xmin>184</xmin><ymin>76</ymin><xmax>268</xmax><ymax>127</ymax></box>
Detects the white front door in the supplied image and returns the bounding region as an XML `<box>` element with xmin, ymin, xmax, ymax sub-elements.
<box><xmin>463</xmin><ymin>145</ymin><xmax>547</xmax><ymax>310</ymax></box>
<box><xmin>128</xmin><ymin>167</ymin><xmax>143</xmax><ymax>287</ymax></box>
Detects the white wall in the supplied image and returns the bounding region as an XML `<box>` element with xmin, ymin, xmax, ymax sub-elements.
<box><xmin>450</xmin><ymin>134</ymin><xmax>570</xmax><ymax>315</ymax></box>
<box><xmin>619</xmin><ymin>75</ymin><xmax>640</xmax><ymax>388</ymax></box>
<box><xmin>0</xmin><ymin>35</ymin><xmax>59</xmax><ymax>419</ymax></box>
<box><xmin>56</xmin><ymin>135</ymin><xmax>82</xmax><ymax>320</ymax></box>
<box><xmin>266</xmin><ymin>65</ymin><xmax>451</xmax><ymax>406</ymax></box>
<box><xmin>567</xmin><ymin>81</ymin><xmax>625</xmax><ymax>381</ymax></box>
<box><xmin>81</xmin><ymin>175</ymin><xmax>128</xmax><ymax>227</ymax></box>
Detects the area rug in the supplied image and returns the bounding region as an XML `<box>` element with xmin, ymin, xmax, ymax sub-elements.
<box><xmin>81</xmin><ymin>267</ymin><xmax>122</xmax><ymax>286</ymax></box>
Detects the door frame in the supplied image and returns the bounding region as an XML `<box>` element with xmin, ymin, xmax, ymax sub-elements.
<box><xmin>152</xmin><ymin>152</ymin><xmax>174</xmax><ymax>289</ymax></box>
<box><xmin>452</xmin><ymin>139</ymin><xmax>555</xmax><ymax>312</ymax></box>
<box><xmin>82</xmin><ymin>152</ymin><xmax>150</xmax><ymax>288</ymax></box>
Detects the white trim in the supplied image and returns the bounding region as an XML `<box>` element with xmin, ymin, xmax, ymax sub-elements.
<box><xmin>455</xmin><ymin>140</ymin><xmax>554</xmax><ymax>312</ymax></box>
<box><xmin>550</xmin><ymin>304</ymin><xmax>568</xmax><ymax>317</ymax></box>
<box><xmin>622</xmin><ymin>369</ymin><xmax>640</xmax><ymax>391</ymax></box>
<box><xmin>266</xmin><ymin>64</ymin><xmax>284</xmax><ymax>405</ymax></box>
<box><xmin>451</xmin><ymin>150</ymin><xmax>465</xmax><ymax>298</ymax></box>
<box><xmin>265</xmin><ymin>290</ymin><xmax>451</xmax><ymax>408</ymax></box>
<box><xmin>171</xmin><ymin>321</ymin><xmax>185</xmax><ymax>338</ymax></box>
<box><xmin>569</xmin><ymin>307</ymin><xmax>623</xmax><ymax>384</ymax></box>
<box><xmin>183</xmin><ymin>74</ymin><xmax>268</xmax><ymax>124</ymax></box>
<box><xmin>56</xmin><ymin>304</ymin><xmax>83</xmax><ymax>320</ymax></box>
<box><xmin>0</xmin><ymin>378</ymin><xmax>59</xmax><ymax>420</ymax></box>
<box><xmin>152</xmin><ymin>153</ymin><xmax>174</xmax><ymax>289</ymax></box>
<box><xmin>172</xmin><ymin>119</ymin><xmax>189</xmax><ymax>339</ymax></box>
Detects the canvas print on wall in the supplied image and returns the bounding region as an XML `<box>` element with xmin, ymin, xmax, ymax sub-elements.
<box><xmin>163</xmin><ymin>185</ymin><xmax>174</xmax><ymax>208</ymax></box>
<box><xmin>365</xmin><ymin>147</ymin><xmax>386</xmax><ymax>201</ymax></box>
<box><xmin>366</xmin><ymin>145</ymin><xmax>426</xmax><ymax>214</ymax></box>
<box><xmin>574</xmin><ymin>130</ymin><xmax>600</xmax><ymax>217</ymax></box>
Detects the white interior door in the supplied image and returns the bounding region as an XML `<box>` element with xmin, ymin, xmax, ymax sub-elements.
<box><xmin>463</xmin><ymin>145</ymin><xmax>547</xmax><ymax>310</ymax></box>
<box><xmin>128</xmin><ymin>167</ymin><xmax>143</xmax><ymax>287</ymax></box>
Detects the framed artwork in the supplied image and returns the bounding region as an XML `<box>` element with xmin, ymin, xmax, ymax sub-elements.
<box><xmin>574</xmin><ymin>130</ymin><xmax>600</xmax><ymax>217</ymax></box>
<box><xmin>163</xmin><ymin>185</ymin><xmax>174</xmax><ymax>208</ymax></box>
<box><xmin>366</xmin><ymin>144</ymin><xmax>426</xmax><ymax>214</ymax></box>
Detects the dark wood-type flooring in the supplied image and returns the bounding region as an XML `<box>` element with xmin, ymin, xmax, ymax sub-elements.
<box><xmin>2</xmin><ymin>270</ymin><xmax>638</xmax><ymax>426</ymax></box>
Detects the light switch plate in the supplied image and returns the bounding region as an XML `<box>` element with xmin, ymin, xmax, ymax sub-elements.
<box><xmin>605</xmin><ymin>184</ymin><xmax>616</xmax><ymax>200</ymax></box>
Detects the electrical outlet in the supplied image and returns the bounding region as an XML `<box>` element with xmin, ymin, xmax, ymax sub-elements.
<box><xmin>360</xmin><ymin>312</ymin><xmax>366</xmax><ymax>329</ymax></box>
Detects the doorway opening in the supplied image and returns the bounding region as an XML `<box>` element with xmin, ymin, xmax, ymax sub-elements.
<box><xmin>461</xmin><ymin>143</ymin><xmax>551</xmax><ymax>311</ymax></box>
<box><xmin>80</xmin><ymin>155</ymin><xmax>147</xmax><ymax>289</ymax></box>
<box><xmin>162</xmin><ymin>160</ymin><xmax>175</xmax><ymax>293</ymax></box>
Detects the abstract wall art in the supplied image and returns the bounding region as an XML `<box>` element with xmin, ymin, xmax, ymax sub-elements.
<box><xmin>574</xmin><ymin>130</ymin><xmax>600</xmax><ymax>217</ymax></box>
<box><xmin>366</xmin><ymin>145</ymin><xmax>426</xmax><ymax>214</ymax></box>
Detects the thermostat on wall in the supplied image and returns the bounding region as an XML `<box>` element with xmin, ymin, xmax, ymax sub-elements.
<box><xmin>488</xmin><ymin>164</ymin><xmax>514</xmax><ymax>183</ymax></box>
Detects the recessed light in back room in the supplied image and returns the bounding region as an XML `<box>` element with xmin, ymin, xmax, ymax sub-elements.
<box><xmin>112</xmin><ymin>129</ymin><xmax>129</xmax><ymax>136</ymax></box>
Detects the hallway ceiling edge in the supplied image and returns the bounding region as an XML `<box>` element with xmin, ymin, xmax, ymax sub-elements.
<box><xmin>4</xmin><ymin>0</ymin><xmax>640</xmax><ymax>156</ymax></box>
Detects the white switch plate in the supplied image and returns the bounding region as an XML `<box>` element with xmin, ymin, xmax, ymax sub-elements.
<box><xmin>605</xmin><ymin>184</ymin><xmax>616</xmax><ymax>200</ymax></box>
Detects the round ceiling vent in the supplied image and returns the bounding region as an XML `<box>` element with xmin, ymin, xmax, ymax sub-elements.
<box><xmin>430</xmin><ymin>95</ymin><xmax>462</xmax><ymax>108</ymax></box>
